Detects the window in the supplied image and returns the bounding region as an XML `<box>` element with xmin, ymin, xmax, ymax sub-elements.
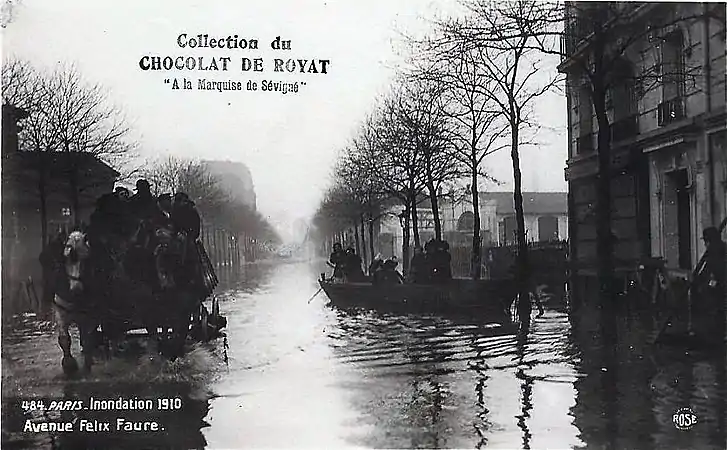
<box><xmin>577</xmin><ymin>81</ymin><xmax>594</xmax><ymax>154</ymax></box>
<box><xmin>661</xmin><ymin>30</ymin><xmax>685</xmax><ymax>101</ymax></box>
<box><xmin>610</xmin><ymin>59</ymin><xmax>637</xmax><ymax>120</ymax></box>
<box><xmin>578</xmin><ymin>82</ymin><xmax>593</xmax><ymax>136</ymax></box>
<box><xmin>457</xmin><ymin>212</ymin><xmax>475</xmax><ymax>232</ymax></box>
<box><xmin>538</xmin><ymin>216</ymin><xmax>559</xmax><ymax>242</ymax></box>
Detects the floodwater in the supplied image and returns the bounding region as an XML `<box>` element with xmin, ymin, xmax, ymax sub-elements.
<box><xmin>2</xmin><ymin>260</ymin><xmax>725</xmax><ymax>449</ymax></box>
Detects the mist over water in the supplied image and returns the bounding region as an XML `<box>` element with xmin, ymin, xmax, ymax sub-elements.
<box><xmin>2</xmin><ymin>260</ymin><xmax>725</xmax><ymax>449</ymax></box>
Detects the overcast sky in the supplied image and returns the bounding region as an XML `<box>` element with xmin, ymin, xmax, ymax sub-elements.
<box><xmin>2</xmin><ymin>0</ymin><xmax>567</xmax><ymax>234</ymax></box>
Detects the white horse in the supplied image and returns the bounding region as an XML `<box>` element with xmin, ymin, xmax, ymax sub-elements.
<box><xmin>53</xmin><ymin>231</ymin><xmax>99</xmax><ymax>375</ymax></box>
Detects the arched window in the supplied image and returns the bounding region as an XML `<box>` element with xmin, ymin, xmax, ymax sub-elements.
<box><xmin>457</xmin><ymin>211</ymin><xmax>475</xmax><ymax>231</ymax></box>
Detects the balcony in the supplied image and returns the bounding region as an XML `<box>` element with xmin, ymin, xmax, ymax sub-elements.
<box><xmin>610</xmin><ymin>115</ymin><xmax>639</xmax><ymax>142</ymax></box>
<box><xmin>658</xmin><ymin>97</ymin><xmax>686</xmax><ymax>126</ymax></box>
<box><xmin>576</xmin><ymin>133</ymin><xmax>594</xmax><ymax>154</ymax></box>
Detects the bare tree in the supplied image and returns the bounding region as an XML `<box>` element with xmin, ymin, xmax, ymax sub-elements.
<box><xmin>432</xmin><ymin>0</ymin><xmax>561</xmax><ymax>328</ymax></box>
<box><xmin>336</xmin><ymin>150</ymin><xmax>388</xmax><ymax>267</ymax></box>
<box><xmin>144</xmin><ymin>154</ymin><xmax>280</xmax><ymax>247</ymax></box>
<box><xmin>43</xmin><ymin>64</ymin><xmax>134</xmax><ymax>225</ymax></box>
<box><xmin>3</xmin><ymin>59</ymin><xmax>52</xmax><ymax>247</ymax></box>
<box><xmin>447</xmin><ymin>1</ymin><xmax>725</xmax><ymax>305</ymax></box>
<box><xmin>414</xmin><ymin>41</ymin><xmax>509</xmax><ymax>279</ymax></box>
<box><xmin>143</xmin><ymin>155</ymin><xmax>229</xmax><ymax>217</ymax></box>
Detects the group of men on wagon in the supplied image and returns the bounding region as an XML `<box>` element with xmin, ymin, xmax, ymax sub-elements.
<box><xmin>327</xmin><ymin>238</ymin><xmax>453</xmax><ymax>285</ymax></box>
<box><xmin>40</xmin><ymin>179</ymin><xmax>212</xmax><ymax>309</ymax></box>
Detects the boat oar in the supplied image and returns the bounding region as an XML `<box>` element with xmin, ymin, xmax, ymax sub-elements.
<box><xmin>307</xmin><ymin>286</ymin><xmax>324</xmax><ymax>304</ymax></box>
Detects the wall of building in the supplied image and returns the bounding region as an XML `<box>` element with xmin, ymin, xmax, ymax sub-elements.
<box><xmin>564</xmin><ymin>2</ymin><xmax>726</xmax><ymax>283</ymax></box>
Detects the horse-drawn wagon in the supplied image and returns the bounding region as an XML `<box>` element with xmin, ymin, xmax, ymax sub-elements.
<box><xmin>47</xmin><ymin>189</ymin><xmax>227</xmax><ymax>376</ymax></box>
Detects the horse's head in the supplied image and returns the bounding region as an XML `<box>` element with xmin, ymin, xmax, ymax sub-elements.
<box><xmin>153</xmin><ymin>228</ymin><xmax>186</xmax><ymax>290</ymax></box>
<box><xmin>63</xmin><ymin>231</ymin><xmax>91</xmax><ymax>293</ymax></box>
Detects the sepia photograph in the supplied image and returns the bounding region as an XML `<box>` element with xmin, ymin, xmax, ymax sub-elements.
<box><xmin>1</xmin><ymin>0</ymin><xmax>725</xmax><ymax>448</ymax></box>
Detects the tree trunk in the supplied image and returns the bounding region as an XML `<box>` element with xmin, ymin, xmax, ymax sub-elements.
<box><xmin>428</xmin><ymin>182</ymin><xmax>442</xmax><ymax>241</ymax></box>
<box><xmin>38</xmin><ymin>152</ymin><xmax>49</xmax><ymax>249</ymax></box>
<box><xmin>402</xmin><ymin>207</ymin><xmax>411</xmax><ymax>275</ymax></box>
<box><xmin>511</xmin><ymin>125</ymin><xmax>531</xmax><ymax>331</ymax></box>
<box><xmin>353</xmin><ymin>220</ymin><xmax>361</xmax><ymax>255</ymax></box>
<box><xmin>410</xmin><ymin>195</ymin><xmax>421</xmax><ymax>248</ymax></box>
<box><xmin>593</xmin><ymin>86</ymin><xmax>614</xmax><ymax>305</ymax></box>
<box><xmin>471</xmin><ymin>168</ymin><xmax>482</xmax><ymax>280</ymax></box>
<box><xmin>69</xmin><ymin>162</ymin><xmax>82</xmax><ymax>228</ymax></box>
<box><xmin>359</xmin><ymin>215</ymin><xmax>367</xmax><ymax>268</ymax></box>
<box><xmin>368</xmin><ymin>215</ymin><xmax>375</xmax><ymax>264</ymax></box>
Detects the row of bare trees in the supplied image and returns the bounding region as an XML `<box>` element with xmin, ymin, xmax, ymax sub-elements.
<box><xmin>2</xmin><ymin>58</ymin><xmax>136</xmax><ymax>248</ymax></box>
<box><xmin>142</xmin><ymin>155</ymin><xmax>281</xmax><ymax>247</ymax></box>
<box><xmin>3</xmin><ymin>58</ymin><xmax>280</xmax><ymax>252</ymax></box>
<box><xmin>313</xmin><ymin>1</ymin><xmax>559</xmax><ymax>326</ymax></box>
<box><xmin>314</xmin><ymin>1</ymin><xmax>724</xmax><ymax>328</ymax></box>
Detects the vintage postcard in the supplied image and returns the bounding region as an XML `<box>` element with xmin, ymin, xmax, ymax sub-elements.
<box><xmin>2</xmin><ymin>1</ymin><xmax>725</xmax><ymax>448</ymax></box>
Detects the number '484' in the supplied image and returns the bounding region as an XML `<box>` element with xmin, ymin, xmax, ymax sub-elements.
<box><xmin>21</xmin><ymin>400</ymin><xmax>45</xmax><ymax>411</ymax></box>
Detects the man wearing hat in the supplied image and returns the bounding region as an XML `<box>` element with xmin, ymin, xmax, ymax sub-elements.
<box><xmin>695</xmin><ymin>226</ymin><xmax>726</xmax><ymax>343</ymax></box>
<box><xmin>127</xmin><ymin>179</ymin><xmax>153</xmax><ymax>220</ymax></box>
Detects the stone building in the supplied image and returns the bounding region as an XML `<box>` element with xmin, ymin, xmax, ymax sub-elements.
<box><xmin>560</xmin><ymin>2</ymin><xmax>727</xmax><ymax>297</ymax></box>
<box><xmin>2</xmin><ymin>110</ymin><xmax>119</xmax><ymax>314</ymax></box>
<box><xmin>377</xmin><ymin>192</ymin><xmax>569</xmax><ymax>261</ymax></box>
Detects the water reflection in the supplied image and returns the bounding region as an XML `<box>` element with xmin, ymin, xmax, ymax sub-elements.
<box><xmin>570</xmin><ymin>303</ymin><xmax>726</xmax><ymax>450</ymax></box>
<box><xmin>2</xmin><ymin>260</ymin><xmax>725</xmax><ymax>449</ymax></box>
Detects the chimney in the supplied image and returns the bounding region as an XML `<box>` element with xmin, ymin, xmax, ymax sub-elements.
<box><xmin>2</xmin><ymin>104</ymin><xmax>29</xmax><ymax>155</ymax></box>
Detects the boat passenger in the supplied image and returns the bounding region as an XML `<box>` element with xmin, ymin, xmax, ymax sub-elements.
<box><xmin>327</xmin><ymin>243</ymin><xmax>346</xmax><ymax>282</ymax></box>
<box><xmin>408</xmin><ymin>246</ymin><xmax>430</xmax><ymax>284</ymax></box>
<box><xmin>369</xmin><ymin>253</ymin><xmax>384</xmax><ymax>277</ymax></box>
<box><xmin>428</xmin><ymin>240</ymin><xmax>452</xmax><ymax>282</ymax></box>
<box><xmin>440</xmin><ymin>240</ymin><xmax>453</xmax><ymax>280</ymax></box>
<box><xmin>373</xmin><ymin>259</ymin><xmax>404</xmax><ymax>285</ymax></box>
<box><xmin>344</xmin><ymin>247</ymin><xmax>365</xmax><ymax>282</ymax></box>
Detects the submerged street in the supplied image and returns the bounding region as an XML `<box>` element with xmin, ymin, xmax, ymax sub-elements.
<box><xmin>2</xmin><ymin>260</ymin><xmax>725</xmax><ymax>449</ymax></box>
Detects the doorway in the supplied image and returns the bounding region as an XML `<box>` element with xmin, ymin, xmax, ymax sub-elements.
<box><xmin>666</xmin><ymin>169</ymin><xmax>692</xmax><ymax>270</ymax></box>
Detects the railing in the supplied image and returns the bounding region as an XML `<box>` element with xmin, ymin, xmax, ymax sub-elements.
<box><xmin>576</xmin><ymin>133</ymin><xmax>595</xmax><ymax>154</ymax></box>
<box><xmin>610</xmin><ymin>114</ymin><xmax>639</xmax><ymax>142</ymax></box>
<box><xmin>657</xmin><ymin>97</ymin><xmax>686</xmax><ymax>126</ymax></box>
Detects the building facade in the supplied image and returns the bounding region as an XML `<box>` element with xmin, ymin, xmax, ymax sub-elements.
<box><xmin>378</xmin><ymin>192</ymin><xmax>569</xmax><ymax>262</ymax></box>
<box><xmin>560</xmin><ymin>3</ymin><xmax>727</xmax><ymax>295</ymax></box>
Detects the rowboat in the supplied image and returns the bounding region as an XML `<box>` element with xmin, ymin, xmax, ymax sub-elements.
<box><xmin>318</xmin><ymin>275</ymin><xmax>518</xmax><ymax>318</ymax></box>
